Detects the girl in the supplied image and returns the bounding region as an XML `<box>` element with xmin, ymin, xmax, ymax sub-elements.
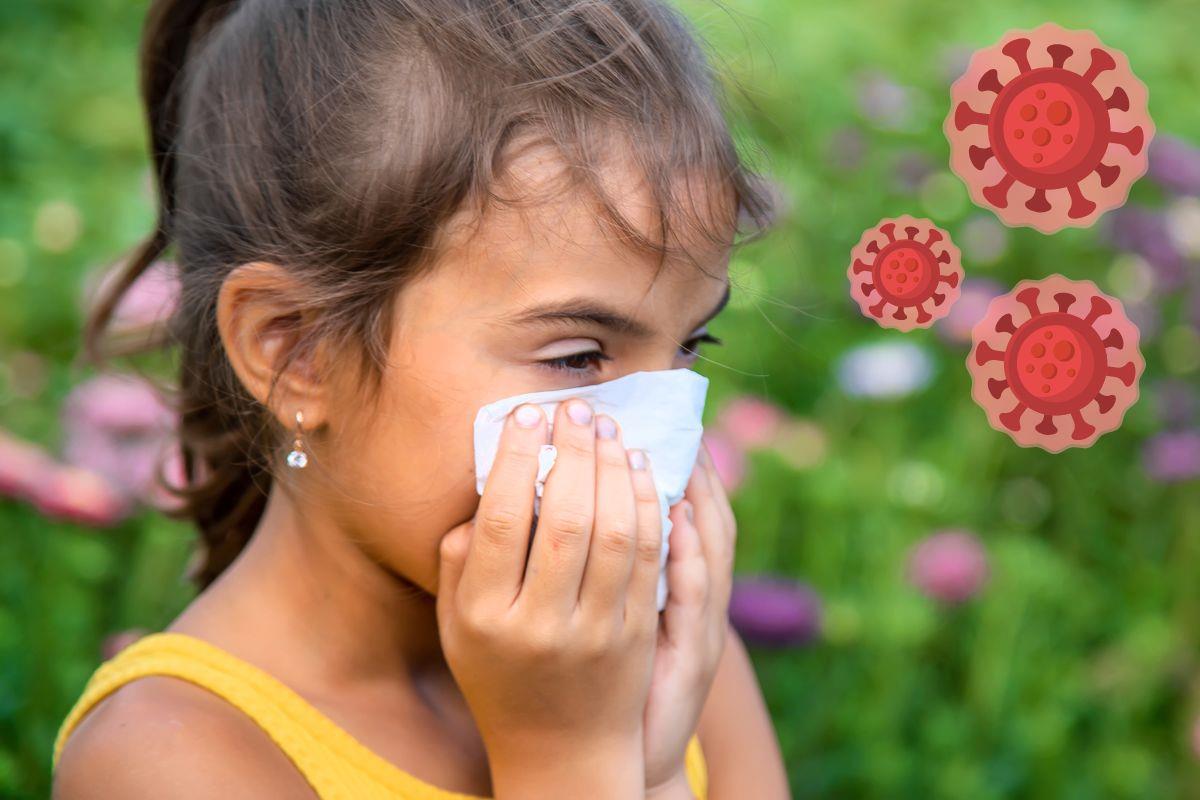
<box><xmin>51</xmin><ymin>0</ymin><xmax>789</xmax><ymax>797</ymax></box>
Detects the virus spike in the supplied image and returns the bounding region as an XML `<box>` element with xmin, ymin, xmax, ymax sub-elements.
<box><xmin>1095</xmin><ymin>163</ymin><xmax>1120</xmax><ymax>187</ymax></box>
<box><xmin>1015</xmin><ymin>287</ymin><xmax>1042</xmax><ymax>318</ymax></box>
<box><xmin>1106</xmin><ymin>87</ymin><xmax>1129</xmax><ymax>112</ymax></box>
<box><xmin>1112</xmin><ymin>127</ymin><xmax>1145</xmax><ymax>155</ymax></box>
<box><xmin>947</xmin><ymin>25</ymin><xmax>1155</xmax><ymax>231</ymax></box>
<box><xmin>975</xmin><ymin>341</ymin><xmax>1006</xmax><ymax>365</ymax></box>
<box><xmin>978</xmin><ymin>69</ymin><xmax>1004</xmax><ymax>94</ymax></box>
<box><xmin>1070</xmin><ymin>412</ymin><xmax>1097</xmax><ymax>440</ymax></box>
<box><xmin>967</xmin><ymin>275</ymin><xmax>1144</xmax><ymax>451</ymax></box>
<box><xmin>1026</xmin><ymin>189</ymin><xmax>1051</xmax><ymax>212</ymax></box>
<box><xmin>1036</xmin><ymin>414</ymin><xmax>1058</xmax><ymax>435</ymax></box>
<box><xmin>968</xmin><ymin>145</ymin><xmax>994</xmax><ymax>170</ymax></box>
<box><xmin>1109</xmin><ymin>362</ymin><xmax>1137</xmax><ymax>386</ymax></box>
<box><xmin>983</xmin><ymin>173</ymin><xmax>1016</xmax><ymax>208</ymax></box>
<box><xmin>1082</xmin><ymin>47</ymin><xmax>1117</xmax><ymax>82</ymax></box>
<box><xmin>1047</xmin><ymin>43</ymin><xmax>1073</xmax><ymax>68</ymax></box>
<box><xmin>1067</xmin><ymin>184</ymin><xmax>1097</xmax><ymax>219</ymax></box>
<box><xmin>1000</xmin><ymin>402</ymin><xmax>1027</xmax><ymax>431</ymax></box>
<box><xmin>847</xmin><ymin>216</ymin><xmax>964</xmax><ymax>332</ymax></box>
<box><xmin>1002</xmin><ymin>38</ymin><xmax>1033</xmax><ymax>73</ymax></box>
<box><xmin>1084</xmin><ymin>295</ymin><xmax>1113</xmax><ymax>325</ymax></box>
<box><xmin>954</xmin><ymin>103</ymin><xmax>989</xmax><ymax>131</ymax></box>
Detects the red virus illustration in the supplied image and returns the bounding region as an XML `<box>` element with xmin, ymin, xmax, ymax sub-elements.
<box><xmin>847</xmin><ymin>215</ymin><xmax>963</xmax><ymax>332</ymax></box>
<box><xmin>946</xmin><ymin>23</ymin><xmax>1154</xmax><ymax>233</ymax></box>
<box><xmin>967</xmin><ymin>275</ymin><xmax>1143</xmax><ymax>452</ymax></box>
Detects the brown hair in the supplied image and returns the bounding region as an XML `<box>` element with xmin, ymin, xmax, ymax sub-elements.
<box><xmin>80</xmin><ymin>0</ymin><xmax>781</xmax><ymax>590</ymax></box>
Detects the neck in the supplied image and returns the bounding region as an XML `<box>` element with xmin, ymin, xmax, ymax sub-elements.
<box><xmin>180</xmin><ymin>481</ymin><xmax>446</xmax><ymax>691</ymax></box>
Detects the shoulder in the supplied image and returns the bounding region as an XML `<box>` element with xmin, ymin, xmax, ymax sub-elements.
<box><xmin>52</xmin><ymin>675</ymin><xmax>315</xmax><ymax>800</ymax></box>
<box><xmin>696</xmin><ymin>623</ymin><xmax>791</xmax><ymax>799</ymax></box>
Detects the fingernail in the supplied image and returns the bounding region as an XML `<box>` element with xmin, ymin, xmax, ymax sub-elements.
<box><xmin>596</xmin><ymin>415</ymin><xmax>617</xmax><ymax>439</ymax></box>
<box><xmin>567</xmin><ymin>399</ymin><xmax>593</xmax><ymax>425</ymax></box>
<box><xmin>627</xmin><ymin>449</ymin><xmax>646</xmax><ymax>470</ymax></box>
<box><xmin>515</xmin><ymin>404</ymin><xmax>542</xmax><ymax>428</ymax></box>
<box><xmin>684</xmin><ymin>501</ymin><xmax>695</xmax><ymax>523</ymax></box>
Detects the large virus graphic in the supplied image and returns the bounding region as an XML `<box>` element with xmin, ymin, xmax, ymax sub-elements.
<box><xmin>847</xmin><ymin>215</ymin><xmax>963</xmax><ymax>332</ymax></box>
<box><xmin>946</xmin><ymin>23</ymin><xmax>1154</xmax><ymax>233</ymax></box>
<box><xmin>967</xmin><ymin>275</ymin><xmax>1143</xmax><ymax>452</ymax></box>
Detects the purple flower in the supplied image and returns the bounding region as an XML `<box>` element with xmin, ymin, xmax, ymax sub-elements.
<box><xmin>892</xmin><ymin>149</ymin><xmax>936</xmax><ymax>194</ymax></box>
<box><xmin>827</xmin><ymin>125</ymin><xmax>867</xmax><ymax>172</ymax></box>
<box><xmin>856</xmin><ymin>71</ymin><xmax>917</xmax><ymax>131</ymax></box>
<box><xmin>1148</xmin><ymin>135</ymin><xmax>1200</xmax><ymax>196</ymax></box>
<box><xmin>938</xmin><ymin>277</ymin><xmax>1006</xmax><ymax>345</ymax></box>
<box><xmin>82</xmin><ymin>258</ymin><xmax>180</xmax><ymax>332</ymax></box>
<box><xmin>1103</xmin><ymin>206</ymin><xmax>1187</xmax><ymax>290</ymax></box>
<box><xmin>907</xmin><ymin>530</ymin><xmax>990</xmax><ymax>605</ymax></box>
<box><xmin>1153</xmin><ymin>380</ymin><xmax>1198</xmax><ymax>429</ymax></box>
<box><xmin>728</xmin><ymin>576</ymin><xmax>822</xmax><ymax>647</ymax></box>
<box><xmin>1142</xmin><ymin>431</ymin><xmax>1200</xmax><ymax>483</ymax></box>
<box><xmin>60</xmin><ymin>373</ymin><xmax>178</xmax><ymax>505</ymax></box>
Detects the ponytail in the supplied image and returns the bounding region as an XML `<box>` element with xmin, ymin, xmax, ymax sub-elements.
<box><xmin>81</xmin><ymin>0</ymin><xmax>238</xmax><ymax>366</ymax></box>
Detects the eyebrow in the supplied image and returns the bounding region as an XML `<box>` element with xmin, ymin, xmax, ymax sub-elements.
<box><xmin>501</xmin><ymin>281</ymin><xmax>732</xmax><ymax>339</ymax></box>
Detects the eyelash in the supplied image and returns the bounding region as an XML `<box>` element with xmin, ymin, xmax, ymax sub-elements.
<box><xmin>539</xmin><ymin>333</ymin><xmax>724</xmax><ymax>374</ymax></box>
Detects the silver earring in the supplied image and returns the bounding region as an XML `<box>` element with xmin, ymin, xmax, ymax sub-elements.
<box><xmin>286</xmin><ymin>410</ymin><xmax>308</xmax><ymax>469</ymax></box>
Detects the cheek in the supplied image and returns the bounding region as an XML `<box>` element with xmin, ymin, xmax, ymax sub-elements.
<box><xmin>319</xmin><ymin>370</ymin><xmax>482</xmax><ymax>593</ymax></box>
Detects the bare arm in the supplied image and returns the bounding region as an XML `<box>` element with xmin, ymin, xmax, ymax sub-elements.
<box><xmin>695</xmin><ymin>623</ymin><xmax>790</xmax><ymax>799</ymax></box>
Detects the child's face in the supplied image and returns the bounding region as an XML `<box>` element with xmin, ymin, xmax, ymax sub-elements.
<box><xmin>318</xmin><ymin>145</ymin><xmax>732</xmax><ymax>595</ymax></box>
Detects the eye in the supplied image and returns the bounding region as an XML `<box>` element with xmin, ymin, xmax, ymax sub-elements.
<box><xmin>537</xmin><ymin>333</ymin><xmax>724</xmax><ymax>374</ymax></box>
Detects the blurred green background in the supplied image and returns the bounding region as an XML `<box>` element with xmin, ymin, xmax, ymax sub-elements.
<box><xmin>2</xmin><ymin>0</ymin><xmax>1199</xmax><ymax>797</ymax></box>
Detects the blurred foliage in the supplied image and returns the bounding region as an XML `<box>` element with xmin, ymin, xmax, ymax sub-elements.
<box><xmin>2</xmin><ymin>0</ymin><xmax>1199</xmax><ymax>798</ymax></box>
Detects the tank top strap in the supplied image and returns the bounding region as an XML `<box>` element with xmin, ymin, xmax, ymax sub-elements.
<box><xmin>52</xmin><ymin>631</ymin><xmax>708</xmax><ymax>799</ymax></box>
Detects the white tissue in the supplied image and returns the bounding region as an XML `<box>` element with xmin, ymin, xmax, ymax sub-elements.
<box><xmin>472</xmin><ymin>368</ymin><xmax>710</xmax><ymax>611</ymax></box>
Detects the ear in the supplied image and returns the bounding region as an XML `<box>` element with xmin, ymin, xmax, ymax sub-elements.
<box><xmin>216</xmin><ymin>261</ymin><xmax>329</xmax><ymax>431</ymax></box>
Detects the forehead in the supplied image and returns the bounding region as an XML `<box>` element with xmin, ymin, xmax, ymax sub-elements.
<box><xmin>425</xmin><ymin>139</ymin><xmax>733</xmax><ymax>317</ymax></box>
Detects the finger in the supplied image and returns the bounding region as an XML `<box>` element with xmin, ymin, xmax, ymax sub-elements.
<box><xmin>700</xmin><ymin>441</ymin><xmax>737</xmax><ymax>538</ymax></box>
<box><xmin>520</xmin><ymin>397</ymin><xmax>597</xmax><ymax>613</ymax></box>
<box><xmin>624</xmin><ymin>449</ymin><xmax>664</xmax><ymax>627</ymax></box>
<box><xmin>435</xmin><ymin>522</ymin><xmax>471</xmax><ymax>627</ymax></box>
<box><xmin>461</xmin><ymin>403</ymin><xmax>546</xmax><ymax>607</ymax></box>
<box><xmin>687</xmin><ymin>449</ymin><xmax>734</xmax><ymax>612</ymax></box>
<box><xmin>659</xmin><ymin>499</ymin><xmax>708</xmax><ymax>647</ymax></box>
<box><xmin>577</xmin><ymin>414</ymin><xmax>639</xmax><ymax>618</ymax></box>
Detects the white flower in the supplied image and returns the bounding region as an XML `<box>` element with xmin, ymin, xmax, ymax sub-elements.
<box><xmin>836</xmin><ymin>341</ymin><xmax>935</xmax><ymax>399</ymax></box>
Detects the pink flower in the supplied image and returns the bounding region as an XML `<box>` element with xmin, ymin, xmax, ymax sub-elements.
<box><xmin>715</xmin><ymin>395</ymin><xmax>785</xmax><ymax>450</ymax></box>
<box><xmin>0</xmin><ymin>428</ymin><xmax>59</xmax><ymax>501</ymax></box>
<box><xmin>31</xmin><ymin>463</ymin><xmax>131</xmax><ymax>527</ymax></box>
<box><xmin>61</xmin><ymin>373</ymin><xmax>178</xmax><ymax>505</ymax></box>
<box><xmin>907</xmin><ymin>529</ymin><xmax>990</xmax><ymax>605</ymax></box>
<box><xmin>700</xmin><ymin>430</ymin><xmax>746</xmax><ymax>494</ymax></box>
<box><xmin>1192</xmin><ymin>717</ymin><xmax>1200</xmax><ymax>759</ymax></box>
<box><xmin>84</xmin><ymin>258</ymin><xmax>180</xmax><ymax>332</ymax></box>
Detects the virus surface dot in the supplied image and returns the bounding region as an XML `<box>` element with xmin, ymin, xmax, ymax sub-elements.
<box><xmin>946</xmin><ymin>23</ymin><xmax>1154</xmax><ymax>232</ymax></box>
<box><xmin>967</xmin><ymin>275</ymin><xmax>1144</xmax><ymax>451</ymax></box>
<box><xmin>848</xmin><ymin>215</ymin><xmax>963</xmax><ymax>332</ymax></box>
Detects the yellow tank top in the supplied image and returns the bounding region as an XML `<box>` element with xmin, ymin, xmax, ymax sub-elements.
<box><xmin>53</xmin><ymin>632</ymin><xmax>708</xmax><ymax>799</ymax></box>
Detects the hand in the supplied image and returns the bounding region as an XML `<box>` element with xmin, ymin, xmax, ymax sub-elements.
<box><xmin>642</xmin><ymin>442</ymin><xmax>736</xmax><ymax>794</ymax></box>
<box><xmin>436</xmin><ymin>398</ymin><xmax>665</xmax><ymax>799</ymax></box>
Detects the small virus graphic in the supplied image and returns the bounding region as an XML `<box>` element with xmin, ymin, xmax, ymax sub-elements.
<box><xmin>946</xmin><ymin>23</ymin><xmax>1154</xmax><ymax>233</ymax></box>
<box><xmin>967</xmin><ymin>275</ymin><xmax>1144</xmax><ymax>452</ymax></box>
<box><xmin>847</xmin><ymin>215</ymin><xmax>963</xmax><ymax>331</ymax></box>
